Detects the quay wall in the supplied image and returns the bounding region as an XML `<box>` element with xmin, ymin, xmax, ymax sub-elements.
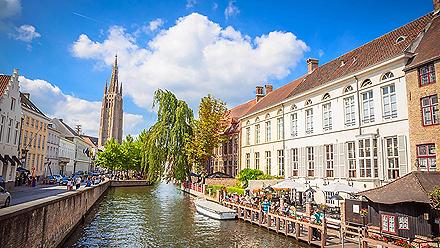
<box><xmin>0</xmin><ymin>180</ymin><xmax>150</xmax><ymax>248</ymax></box>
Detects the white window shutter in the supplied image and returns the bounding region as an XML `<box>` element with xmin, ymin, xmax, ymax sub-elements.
<box><xmin>287</xmin><ymin>148</ymin><xmax>292</xmax><ymax>178</ymax></box>
<box><xmin>338</xmin><ymin>143</ymin><xmax>346</xmax><ymax>179</ymax></box>
<box><xmin>398</xmin><ymin>135</ymin><xmax>408</xmax><ymax>177</ymax></box>
<box><xmin>300</xmin><ymin>147</ymin><xmax>306</xmax><ymax>177</ymax></box>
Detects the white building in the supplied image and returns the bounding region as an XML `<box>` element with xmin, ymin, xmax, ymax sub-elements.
<box><xmin>46</xmin><ymin>123</ymin><xmax>60</xmax><ymax>175</ymax></box>
<box><xmin>240</xmin><ymin>13</ymin><xmax>433</xmax><ymax>205</ymax></box>
<box><xmin>0</xmin><ymin>69</ymin><xmax>22</xmax><ymax>189</ymax></box>
<box><xmin>58</xmin><ymin>136</ymin><xmax>75</xmax><ymax>176</ymax></box>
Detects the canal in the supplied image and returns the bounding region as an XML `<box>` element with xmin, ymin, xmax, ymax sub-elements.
<box><xmin>65</xmin><ymin>183</ymin><xmax>309</xmax><ymax>247</ymax></box>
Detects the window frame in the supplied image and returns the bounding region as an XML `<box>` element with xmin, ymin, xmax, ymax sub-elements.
<box><xmin>382</xmin><ymin>84</ymin><xmax>397</xmax><ymax>120</ymax></box>
<box><xmin>322</xmin><ymin>103</ymin><xmax>332</xmax><ymax>131</ymax></box>
<box><xmin>347</xmin><ymin>141</ymin><xmax>357</xmax><ymax>178</ymax></box>
<box><xmin>325</xmin><ymin>144</ymin><xmax>334</xmax><ymax>178</ymax></box>
<box><xmin>277</xmin><ymin>149</ymin><xmax>284</xmax><ymax>176</ymax></box>
<box><xmin>255</xmin><ymin>152</ymin><xmax>260</xmax><ymax>170</ymax></box>
<box><xmin>265</xmin><ymin>151</ymin><xmax>271</xmax><ymax>175</ymax></box>
<box><xmin>417</xmin><ymin>143</ymin><xmax>436</xmax><ymax>171</ymax></box>
<box><xmin>418</xmin><ymin>63</ymin><xmax>436</xmax><ymax>86</ymax></box>
<box><xmin>361</xmin><ymin>90</ymin><xmax>375</xmax><ymax>124</ymax></box>
<box><xmin>255</xmin><ymin>124</ymin><xmax>260</xmax><ymax>144</ymax></box>
<box><xmin>381</xmin><ymin>214</ymin><xmax>397</xmax><ymax>234</ymax></box>
<box><xmin>305</xmin><ymin>108</ymin><xmax>313</xmax><ymax>134</ymax></box>
<box><xmin>307</xmin><ymin>146</ymin><xmax>314</xmax><ymax>177</ymax></box>
<box><xmin>385</xmin><ymin>136</ymin><xmax>399</xmax><ymax>179</ymax></box>
<box><xmin>344</xmin><ymin>96</ymin><xmax>356</xmax><ymax>127</ymax></box>
<box><xmin>292</xmin><ymin>148</ymin><xmax>298</xmax><ymax>177</ymax></box>
<box><xmin>277</xmin><ymin>117</ymin><xmax>284</xmax><ymax>140</ymax></box>
<box><xmin>290</xmin><ymin>112</ymin><xmax>298</xmax><ymax>137</ymax></box>
<box><xmin>421</xmin><ymin>95</ymin><xmax>439</xmax><ymax>126</ymax></box>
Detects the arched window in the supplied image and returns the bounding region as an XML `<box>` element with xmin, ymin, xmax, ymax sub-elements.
<box><xmin>396</xmin><ymin>36</ymin><xmax>406</xmax><ymax>43</ymax></box>
<box><xmin>381</xmin><ymin>72</ymin><xmax>394</xmax><ymax>81</ymax></box>
<box><xmin>361</xmin><ymin>79</ymin><xmax>372</xmax><ymax>88</ymax></box>
<box><xmin>322</xmin><ymin>93</ymin><xmax>331</xmax><ymax>100</ymax></box>
<box><xmin>291</xmin><ymin>104</ymin><xmax>297</xmax><ymax>111</ymax></box>
<box><xmin>277</xmin><ymin>109</ymin><xmax>283</xmax><ymax>115</ymax></box>
<box><xmin>344</xmin><ymin>85</ymin><xmax>354</xmax><ymax>93</ymax></box>
<box><xmin>265</xmin><ymin>113</ymin><xmax>270</xmax><ymax>119</ymax></box>
<box><xmin>246</xmin><ymin>120</ymin><xmax>250</xmax><ymax>126</ymax></box>
<box><xmin>305</xmin><ymin>99</ymin><xmax>312</xmax><ymax>106</ymax></box>
<box><xmin>255</xmin><ymin>117</ymin><xmax>260</xmax><ymax>122</ymax></box>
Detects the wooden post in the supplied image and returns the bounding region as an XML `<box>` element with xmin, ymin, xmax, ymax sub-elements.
<box><xmin>276</xmin><ymin>217</ymin><xmax>280</xmax><ymax>233</ymax></box>
<box><xmin>295</xmin><ymin>222</ymin><xmax>300</xmax><ymax>239</ymax></box>
<box><xmin>259</xmin><ymin>209</ymin><xmax>263</xmax><ymax>226</ymax></box>
<box><xmin>306</xmin><ymin>202</ymin><xmax>312</xmax><ymax>244</ymax></box>
<box><xmin>321</xmin><ymin>218</ymin><xmax>327</xmax><ymax>248</ymax></box>
<box><xmin>285</xmin><ymin>219</ymin><xmax>289</xmax><ymax>235</ymax></box>
<box><xmin>361</xmin><ymin>228</ymin><xmax>368</xmax><ymax>248</ymax></box>
<box><xmin>267</xmin><ymin>214</ymin><xmax>271</xmax><ymax>229</ymax></box>
<box><xmin>307</xmin><ymin>223</ymin><xmax>312</xmax><ymax>245</ymax></box>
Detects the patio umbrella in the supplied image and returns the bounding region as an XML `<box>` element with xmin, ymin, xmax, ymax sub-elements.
<box><xmin>305</xmin><ymin>187</ymin><xmax>316</xmax><ymax>193</ymax></box>
<box><xmin>322</xmin><ymin>182</ymin><xmax>359</xmax><ymax>193</ymax></box>
<box><xmin>264</xmin><ymin>185</ymin><xmax>274</xmax><ymax>192</ymax></box>
<box><xmin>272</xmin><ymin>179</ymin><xmax>306</xmax><ymax>191</ymax></box>
<box><xmin>330</xmin><ymin>194</ymin><xmax>344</xmax><ymax>201</ymax></box>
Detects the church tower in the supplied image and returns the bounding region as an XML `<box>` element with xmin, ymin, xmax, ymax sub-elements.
<box><xmin>98</xmin><ymin>55</ymin><xmax>123</xmax><ymax>147</ymax></box>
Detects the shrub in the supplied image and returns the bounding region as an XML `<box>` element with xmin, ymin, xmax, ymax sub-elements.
<box><xmin>226</xmin><ymin>186</ymin><xmax>245</xmax><ymax>195</ymax></box>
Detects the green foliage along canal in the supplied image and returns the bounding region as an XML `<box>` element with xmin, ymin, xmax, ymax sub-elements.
<box><xmin>65</xmin><ymin>183</ymin><xmax>309</xmax><ymax>247</ymax></box>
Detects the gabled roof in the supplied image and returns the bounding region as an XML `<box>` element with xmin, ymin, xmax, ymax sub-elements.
<box><xmin>405</xmin><ymin>14</ymin><xmax>440</xmax><ymax>70</ymax></box>
<box><xmin>51</xmin><ymin>118</ymin><xmax>79</xmax><ymax>138</ymax></box>
<box><xmin>81</xmin><ymin>135</ymin><xmax>98</xmax><ymax>147</ymax></box>
<box><xmin>229</xmin><ymin>99</ymin><xmax>256</xmax><ymax>120</ymax></box>
<box><xmin>244</xmin><ymin>76</ymin><xmax>305</xmax><ymax>117</ymax></box>
<box><xmin>20</xmin><ymin>92</ymin><xmax>46</xmax><ymax>117</ymax></box>
<box><xmin>288</xmin><ymin>13</ymin><xmax>433</xmax><ymax>99</ymax></box>
<box><xmin>0</xmin><ymin>75</ymin><xmax>11</xmax><ymax>97</ymax></box>
<box><xmin>359</xmin><ymin>171</ymin><xmax>440</xmax><ymax>204</ymax></box>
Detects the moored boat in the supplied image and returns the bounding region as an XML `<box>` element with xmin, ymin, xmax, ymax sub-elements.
<box><xmin>194</xmin><ymin>198</ymin><xmax>236</xmax><ymax>220</ymax></box>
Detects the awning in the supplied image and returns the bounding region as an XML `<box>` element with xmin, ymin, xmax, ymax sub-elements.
<box><xmin>16</xmin><ymin>166</ymin><xmax>30</xmax><ymax>173</ymax></box>
<box><xmin>272</xmin><ymin>179</ymin><xmax>306</xmax><ymax>191</ymax></box>
<box><xmin>12</xmin><ymin>156</ymin><xmax>21</xmax><ymax>166</ymax></box>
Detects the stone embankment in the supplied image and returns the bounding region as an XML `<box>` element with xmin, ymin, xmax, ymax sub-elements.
<box><xmin>0</xmin><ymin>180</ymin><xmax>150</xmax><ymax>248</ymax></box>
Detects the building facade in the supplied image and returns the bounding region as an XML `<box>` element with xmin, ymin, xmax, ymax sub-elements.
<box><xmin>46</xmin><ymin>122</ymin><xmax>60</xmax><ymax>176</ymax></box>
<box><xmin>0</xmin><ymin>69</ymin><xmax>22</xmax><ymax>189</ymax></box>
<box><xmin>19</xmin><ymin>92</ymin><xmax>50</xmax><ymax>178</ymax></box>
<box><xmin>240</xmin><ymin>13</ymin><xmax>434</xmax><ymax>205</ymax></box>
<box><xmin>404</xmin><ymin>11</ymin><xmax>440</xmax><ymax>173</ymax></box>
<box><xmin>58</xmin><ymin>136</ymin><xmax>75</xmax><ymax>176</ymax></box>
<box><xmin>98</xmin><ymin>55</ymin><xmax>123</xmax><ymax>147</ymax></box>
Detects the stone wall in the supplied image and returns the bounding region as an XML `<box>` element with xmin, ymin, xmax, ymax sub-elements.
<box><xmin>0</xmin><ymin>181</ymin><xmax>110</xmax><ymax>248</ymax></box>
<box><xmin>204</xmin><ymin>178</ymin><xmax>238</xmax><ymax>187</ymax></box>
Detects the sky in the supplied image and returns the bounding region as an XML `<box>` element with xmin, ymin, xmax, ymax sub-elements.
<box><xmin>0</xmin><ymin>0</ymin><xmax>435</xmax><ymax>137</ymax></box>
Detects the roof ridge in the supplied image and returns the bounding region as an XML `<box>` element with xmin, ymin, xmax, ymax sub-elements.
<box><xmin>357</xmin><ymin>172</ymin><xmax>414</xmax><ymax>195</ymax></box>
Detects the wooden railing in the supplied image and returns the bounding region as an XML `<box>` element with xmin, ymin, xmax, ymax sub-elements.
<box><xmin>182</xmin><ymin>181</ymin><xmax>205</xmax><ymax>194</ymax></box>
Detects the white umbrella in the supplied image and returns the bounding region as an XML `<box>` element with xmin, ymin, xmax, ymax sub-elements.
<box><xmin>272</xmin><ymin>179</ymin><xmax>306</xmax><ymax>191</ymax></box>
<box><xmin>322</xmin><ymin>181</ymin><xmax>359</xmax><ymax>193</ymax></box>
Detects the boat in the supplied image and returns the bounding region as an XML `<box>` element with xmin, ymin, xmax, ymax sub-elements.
<box><xmin>194</xmin><ymin>198</ymin><xmax>236</xmax><ymax>220</ymax></box>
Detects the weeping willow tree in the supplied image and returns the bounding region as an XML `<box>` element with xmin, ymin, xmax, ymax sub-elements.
<box><xmin>141</xmin><ymin>89</ymin><xmax>193</xmax><ymax>182</ymax></box>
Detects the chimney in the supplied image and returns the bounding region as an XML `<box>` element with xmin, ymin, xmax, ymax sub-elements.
<box><xmin>265</xmin><ymin>84</ymin><xmax>273</xmax><ymax>94</ymax></box>
<box><xmin>434</xmin><ymin>0</ymin><xmax>440</xmax><ymax>14</ymax></box>
<box><xmin>23</xmin><ymin>93</ymin><xmax>30</xmax><ymax>99</ymax></box>
<box><xmin>255</xmin><ymin>86</ymin><xmax>265</xmax><ymax>102</ymax></box>
<box><xmin>13</xmin><ymin>68</ymin><xmax>19</xmax><ymax>76</ymax></box>
<box><xmin>307</xmin><ymin>58</ymin><xmax>319</xmax><ymax>74</ymax></box>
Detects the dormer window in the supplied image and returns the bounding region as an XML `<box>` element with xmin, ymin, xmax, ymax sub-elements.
<box><xmin>265</xmin><ymin>113</ymin><xmax>270</xmax><ymax>119</ymax></box>
<box><xmin>381</xmin><ymin>72</ymin><xmax>394</xmax><ymax>81</ymax></box>
<box><xmin>396</xmin><ymin>36</ymin><xmax>406</xmax><ymax>43</ymax></box>
<box><xmin>255</xmin><ymin>117</ymin><xmax>260</xmax><ymax>122</ymax></box>
<box><xmin>344</xmin><ymin>85</ymin><xmax>354</xmax><ymax>93</ymax></box>
<box><xmin>361</xmin><ymin>79</ymin><xmax>372</xmax><ymax>88</ymax></box>
<box><xmin>419</xmin><ymin>63</ymin><xmax>436</xmax><ymax>86</ymax></box>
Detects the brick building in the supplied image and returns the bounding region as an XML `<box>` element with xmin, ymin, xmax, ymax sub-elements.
<box><xmin>404</xmin><ymin>9</ymin><xmax>440</xmax><ymax>172</ymax></box>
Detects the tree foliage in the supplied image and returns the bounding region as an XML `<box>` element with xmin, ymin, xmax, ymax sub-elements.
<box><xmin>186</xmin><ymin>94</ymin><xmax>227</xmax><ymax>173</ymax></box>
<box><xmin>429</xmin><ymin>186</ymin><xmax>440</xmax><ymax>210</ymax></box>
<box><xmin>140</xmin><ymin>89</ymin><xmax>194</xmax><ymax>182</ymax></box>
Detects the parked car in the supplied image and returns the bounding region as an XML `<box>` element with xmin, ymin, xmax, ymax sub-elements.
<box><xmin>0</xmin><ymin>176</ymin><xmax>5</xmax><ymax>189</ymax></box>
<box><xmin>60</xmin><ymin>176</ymin><xmax>69</xmax><ymax>186</ymax></box>
<box><xmin>0</xmin><ymin>186</ymin><xmax>11</xmax><ymax>207</ymax></box>
<box><xmin>53</xmin><ymin>175</ymin><xmax>63</xmax><ymax>184</ymax></box>
<box><xmin>44</xmin><ymin>176</ymin><xmax>57</xmax><ymax>185</ymax></box>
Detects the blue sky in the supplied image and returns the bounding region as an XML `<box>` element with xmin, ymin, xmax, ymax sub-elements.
<box><xmin>0</xmin><ymin>0</ymin><xmax>435</xmax><ymax>136</ymax></box>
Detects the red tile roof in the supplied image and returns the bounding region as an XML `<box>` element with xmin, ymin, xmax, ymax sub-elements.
<box><xmin>0</xmin><ymin>75</ymin><xmax>12</xmax><ymax>97</ymax></box>
<box><xmin>243</xmin><ymin>76</ymin><xmax>305</xmax><ymax>116</ymax></box>
<box><xmin>289</xmin><ymin>13</ymin><xmax>433</xmax><ymax>99</ymax></box>
<box><xmin>405</xmin><ymin>14</ymin><xmax>440</xmax><ymax>70</ymax></box>
<box><xmin>223</xmin><ymin>99</ymin><xmax>256</xmax><ymax>135</ymax></box>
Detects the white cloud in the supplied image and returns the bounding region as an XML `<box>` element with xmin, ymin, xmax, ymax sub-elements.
<box><xmin>148</xmin><ymin>18</ymin><xmax>164</xmax><ymax>32</ymax></box>
<box><xmin>19</xmin><ymin>76</ymin><xmax>146</xmax><ymax>137</ymax></box>
<box><xmin>71</xmin><ymin>13</ymin><xmax>308</xmax><ymax>111</ymax></box>
<box><xmin>318</xmin><ymin>49</ymin><xmax>324</xmax><ymax>57</ymax></box>
<box><xmin>224</xmin><ymin>0</ymin><xmax>239</xmax><ymax>19</ymax></box>
<box><xmin>186</xmin><ymin>0</ymin><xmax>196</xmax><ymax>8</ymax></box>
<box><xmin>14</xmin><ymin>24</ymin><xmax>40</xmax><ymax>42</ymax></box>
<box><xmin>0</xmin><ymin>0</ymin><xmax>21</xmax><ymax>20</ymax></box>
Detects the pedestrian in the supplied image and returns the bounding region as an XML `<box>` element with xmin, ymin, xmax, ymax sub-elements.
<box><xmin>75</xmin><ymin>176</ymin><xmax>81</xmax><ymax>190</ymax></box>
<box><xmin>86</xmin><ymin>177</ymin><xmax>92</xmax><ymax>187</ymax></box>
<box><xmin>67</xmin><ymin>178</ymin><xmax>72</xmax><ymax>191</ymax></box>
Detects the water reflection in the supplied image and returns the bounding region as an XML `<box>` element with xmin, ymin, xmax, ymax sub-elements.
<box><xmin>66</xmin><ymin>183</ymin><xmax>308</xmax><ymax>248</ymax></box>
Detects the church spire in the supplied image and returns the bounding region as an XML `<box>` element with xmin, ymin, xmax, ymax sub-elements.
<box><xmin>119</xmin><ymin>82</ymin><xmax>122</xmax><ymax>95</ymax></box>
<box><xmin>104</xmin><ymin>80</ymin><xmax>108</xmax><ymax>94</ymax></box>
<box><xmin>109</xmin><ymin>54</ymin><xmax>118</xmax><ymax>93</ymax></box>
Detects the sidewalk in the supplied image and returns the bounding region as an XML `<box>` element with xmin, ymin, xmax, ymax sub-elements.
<box><xmin>9</xmin><ymin>183</ymin><xmax>53</xmax><ymax>193</ymax></box>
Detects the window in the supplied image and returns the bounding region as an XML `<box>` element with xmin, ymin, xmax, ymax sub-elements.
<box><xmin>361</xmin><ymin>79</ymin><xmax>372</xmax><ymax>88</ymax></box>
<box><xmin>265</xmin><ymin>121</ymin><xmax>271</xmax><ymax>142</ymax></box>
<box><xmin>24</xmin><ymin>130</ymin><xmax>28</xmax><ymax>146</ymax></box>
<box><xmin>325</xmin><ymin>144</ymin><xmax>334</xmax><ymax>177</ymax></box>
<box><xmin>265</xmin><ymin>151</ymin><xmax>271</xmax><ymax>175</ymax></box>
<box><xmin>246</xmin><ymin>153</ymin><xmax>250</xmax><ymax>168</ymax></box>
<box><xmin>305</xmin><ymin>108</ymin><xmax>313</xmax><ymax>134</ymax></box>
<box><xmin>421</xmin><ymin>95</ymin><xmax>439</xmax><ymax>126</ymax></box>
<box><xmin>38</xmin><ymin>134</ymin><xmax>41</xmax><ymax>148</ymax></box>
<box><xmin>362</xmin><ymin>90</ymin><xmax>375</xmax><ymax>123</ymax></box>
<box><xmin>14</xmin><ymin>121</ymin><xmax>19</xmax><ymax>145</ymax></box>
<box><xmin>385</xmin><ymin>136</ymin><xmax>399</xmax><ymax>179</ymax></box>
<box><xmin>290</xmin><ymin>113</ymin><xmax>298</xmax><ymax>137</ymax></box>
<box><xmin>382</xmin><ymin>214</ymin><xmax>396</xmax><ymax>234</ymax></box>
<box><xmin>382</xmin><ymin>84</ymin><xmax>397</xmax><ymax>119</ymax></box>
<box><xmin>305</xmin><ymin>99</ymin><xmax>312</xmax><ymax>106</ymax></box>
<box><xmin>245</xmin><ymin>127</ymin><xmax>250</xmax><ymax>145</ymax></box>
<box><xmin>381</xmin><ymin>72</ymin><xmax>394</xmax><ymax>81</ymax></box>
<box><xmin>359</xmin><ymin>138</ymin><xmax>379</xmax><ymax>178</ymax></box>
<box><xmin>7</xmin><ymin>118</ymin><xmax>12</xmax><ymax>143</ymax></box>
<box><xmin>419</xmin><ymin>63</ymin><xmax>436</xmax><ymax>86</ymax></box>
<box><xmin>277</xmin><ymin>150</ymin><xmax>284</xmax><ymax>176</ymax></box>
<box><xmin>323</xmin><ymin>103</ymin><xmax>332</xmax><ymax>131</ymax></box>
<box><xmin>347</xmin><ymin>142</ymin><xmax>356</xmax><ymax>178</ymax></box>
<box><xmin>344</xmin><ymin>85</ymin><xmax>353</xmax><ymax>93</ymax></box>
<box><xmin>292</xmin><ymin>148</ymin><xmax>298</xmax><ymax>177</ymax></box>
<box><xmin>31</xmin><ymin>118</ymin><xmax>34</xmax><ymax>127</ymax></box>
<box><xmin>325</xmin><ymin>191</ymin><xmax>335</xmax><ymax>204</ymax></box>
<box><xmin>417</xmin><ymin>144</ymin><xmax>436</xmax><ymax>171</ymax></box>
<box><xmin>255</xmin><ymin>152</ymin><xmax>260</xmax><ymax>170</ymax></box>
<box><xmin>255</xmin><ymin>124</ymin><xmax>260</xmax><ymax>144</ymax></box>
<box><xmin>344</xmin><ymin>96</ymin><xmax>356</xmax><ymax>127</ymax></box>
<box><xmin>398</xmin><ymin>216</ymin><xmax>409</xmax><ymax>230</ymax></box>
<box><xmin>307</xmin><ymin>147</ymin><xmax>314</xmax><ymax>177</ymax></box>
<box><xmin>322</xmin><ymin>93</ymin><xmax>331</xmax><ymax>100</ymax></box>
<box><xmin>10</xmin><ymin>97</ymin><xmax>16</xmax><ymax>110</ymax></box>
<box><xmin>277</xmin><ymin>117</ymin><xmax>284</xmax><ymax>140</ymax></box>
<box><xmin>0</xmin><ymin>116</ymin><xmax>5</xmax><ymax>142</ymax></box>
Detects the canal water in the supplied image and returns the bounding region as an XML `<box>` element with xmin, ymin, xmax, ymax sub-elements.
<box><xmin>65</xmin><ymin>183</ymin><xmax>309</xmax><ymax>248</ymax></box>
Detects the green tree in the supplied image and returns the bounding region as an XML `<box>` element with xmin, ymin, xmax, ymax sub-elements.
<box><xmin>95</xmin><ymin>138</ymin><xmax>123</xmax><ymax>171</ymax></box>
<box><xmin>141</xmin><ymin>89</ymin><xmax>194</xmax><ymax>182</ymax></box>
<box><xmin>187</xmin><ymin>94</ymin><xmax>227</xmax><ymax>173</ymax></box>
